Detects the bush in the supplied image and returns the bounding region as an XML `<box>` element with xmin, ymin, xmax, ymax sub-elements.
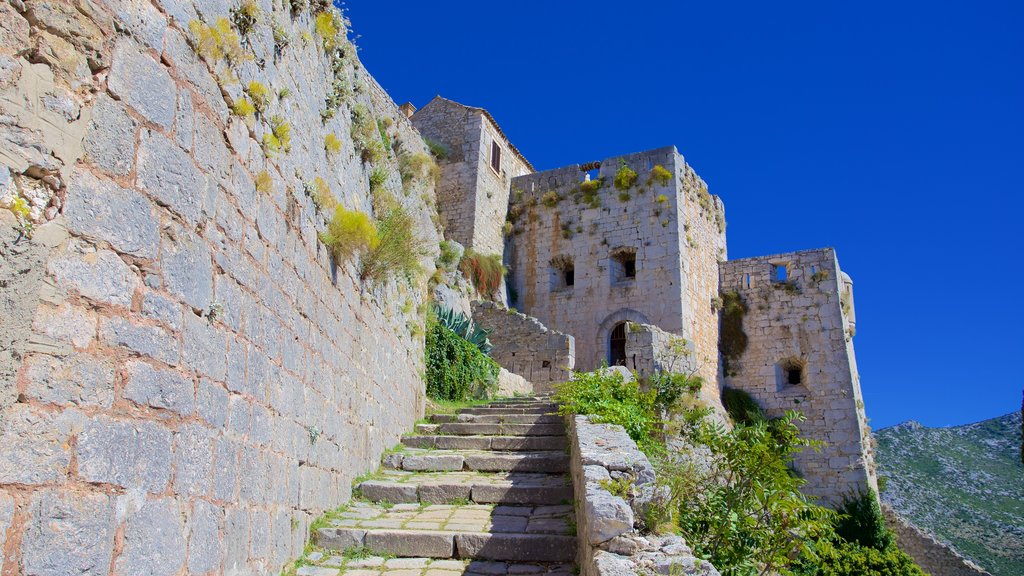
<box><xmin>721</xmin><ymin>386</ymin><xmax>765</xmax><ymax>425</ymax></box>
<box><xmin>425</xmin><ymin>137</ymin><xmax>450</xmax><ymax>160</ymax></box>
<box><xmin>835</xmin><ymin>491</ymin><xmax>894</xmax><ymax>551</ymax></box>
<box><xmin>308</xmin><ymin>177</ymin><xmax>335</xmax><ymax>212</ymax></box>
<box><xmin>246</xmin><ymin>80</ymin><xmax>271</xmax><ymax>115</ymax></box>
<box><xmin>555</xmin><ymin>369</ymin><xmax>663</xmax><ymax>455</ymax></box>
<box><xmin>433</xmin><ymin>304</ymin><xmax>492</xmax><ymax>354</ymax></box>
<box><xmin>324</xmin><ymin>133</ymin><xmax>342</xmax><ymax>154</ymax></box>
<box><xmin>425</xmin><ymin>322</ymin><xmax>499</xmax><ymax>402</ymax></box>
<box><xmin>794</xmin><ymin>538</ymin><xmax>926</xmax><ymax>576</ymax></box>
<box><xmin>662</xmin><ymin>412</ymin><xmax>837</xmax><ymax>575</ymax></box>
<box><xmin>188</xmin><ymin>17</ymin><xmax>247</xmax><ymax>67</ymax></box>
<box><xmin>459</xmin><ymin>250</ymin><xmax>505</xmax><ymax>296</ymax></box>
<box><xmin>651</xmin><ymin>164</ymin><xmax>673</xmax><ymax>186</ymax></box>
<box><xmin>360</xmin><ymin>204</ymin><xmax>423</xmax><ymax>284</ymax></box>
<box><xmin>254</xmin><ymin>170</ymin><xmax>274</xmax><ymax>195</ymax></box>
<box><xmin>541</xmin><ymin>191</ymin><xmax>561</xmax><ymax>208</ymax></box>
<box><xmin>400</xmin><ymin>153</ymin><xmax>440</xmax><ymax>189</ymax></box>
<box><xmin>319</xmin><ymin>206</ymin><xmax>377</xmax><ymax>264</ymax></box>
<box><xmin>614</xmin><ymin>161</ymin><xmax>638</xmax><ymax>190</ymax></box>
<box><xmin>437</xmin><ymin>240</ymin><xmax>460</xmax><ymax>270</ymax></box>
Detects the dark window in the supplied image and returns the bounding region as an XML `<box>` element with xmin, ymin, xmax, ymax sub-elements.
<box><xmin>542</xmin><ymin>360</ymin><xmax>551</xmax><ymax>368</ymax></box>
<box><xmin>787</xmin><ymin>368</ymin><xmax>802</xmax><ymax>385</ymax></box>
<box><xmin>609</xmin><ymin>322</ymin><xmax>627</xmax><ymax>366</ymax></box>
<box><xmin>564</xmin><ymin>268</ymin><xmax>575</xmax><ymax>286</ymax></box>
<box><xmin>623</xmin><ymin>258</ymin><xmax>636</xmax><ymax>278</ymax></box>
<box><xmin>491</xmin><ymin>141</ymin><xmax>502</xmax><ymax>173</ymax></box>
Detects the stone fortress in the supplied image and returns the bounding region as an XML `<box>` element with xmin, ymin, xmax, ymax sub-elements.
<box><xmin>411</xmin><ymin>96</ymin><xmax>874</xmax><ymax>505</ymax></box>
<box><xmin>0</xmin><ymin>1</ymin><xmax>978</xmax><ymax>574</ymax></box>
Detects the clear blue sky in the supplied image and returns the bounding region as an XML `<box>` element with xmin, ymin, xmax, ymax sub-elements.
<box><xmin>346</xmin><ymin>1</ymin><xmax>1023</xmax><ymax>428</ymax></box>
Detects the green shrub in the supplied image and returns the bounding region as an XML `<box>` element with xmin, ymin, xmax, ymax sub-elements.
<box><xmin>369</xmin><ymin>167</ymin><xmax>388</xmax><ymax>194</ymax></box>
<box><xmin>437</xmin><ymin>240</ymin><xmax>460</xmax><ymax>270</ymax></box>
<box><xmin>189</xmin><ymin>17</ymin><xmax>247</xmax><ymax>68</ymax></box>
<box><xmin>425</xmin><ymin>137</ymin><xmax>450</xmax><ymax>160</ymax></box>
<box><xmin>324</xmin><ymin>133</ymin><xmax>342</xmax><ymax>154</ymax></box>
<box><xmin>835</xmin><ymin>491</ymin><xmax>894</xmax><ymax>551</ymax></box>
<box><xmin>651</xmin><ymin>164</ymin><xmax>673</xmax><ymax>186</ymax></box>
<box><xmin>721</xmin><ymin>386</ymin><xmax>765</xmax><ymax>426</ymax></box>
<box><xmin>614</xmin><ymin>161</ymin><xmax>638</xmax><ymax>190</ymax></box>
<box><xmin>425</xmin><ymin>322</ymin><xmax>499</xmax><ymax>402</ymax></box>
<box><xmin>720</xmin><ymin>291</ymin><xmax>748</xmax><ymax>376</ymax></box>
<box><xmin>246</xmin><ymin>80</ymin><xmax>271</xmax><ymax>115</ymax></box>
<box><xmin>649</xmin><ymin>371</ymin><xmax>703</xmax><ymax>414</ymax></box>
<box><xmin>433</xmin><ymin>304</ymin><xmax>492</xmax><ymax>354</ymax></box>
<box><xmin>319</xmin><ymin>206</ymin><xmax>378</xmax><ymax>264</ymax></box>
<box><xmin>459</xmin><ymin>250</ymin><xmax>505</xmax><ymax>296</ymax></box>
<box><xmin>794</xmin><ymin>538</ymin><xmax>927</xmax><ymax>576</ymax></box>
<box><xmin>377</xmin><ymin>118</ymin><xmax>392</xmax><ymax>150</ymax></box>
<box><xmin>400</xmin><ymin>152</ymin><xmax>440</xmax><ymax>189</ymax></box>
<box><xmin>358</xmin><ymin>204</ymin><xmax>423</xmax><ymax>284</ymax></box>
<box><xmin>555</xmin><ymin>369</ymin><xmax>663</xmax><ymax>455</ymax></box>
<box><xmin>662</xmin><ymin>412</ymin><xmax>836</xmax><ymax>575</ymax></box>
<box><xmin>230</xmin><ymin>0</ymin><xmax>260</xmax><ymax>36</ymax></box>
<box><xmin>541</xmin><ymin>191</ymin><xmax>561</xmax><ymax>208</ymax></box>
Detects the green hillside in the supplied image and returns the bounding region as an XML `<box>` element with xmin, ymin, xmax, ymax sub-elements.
<box><xmin>874</xmin><ymin>411</ymin><xmax>1023</xmax><ymax>576</ymax></box>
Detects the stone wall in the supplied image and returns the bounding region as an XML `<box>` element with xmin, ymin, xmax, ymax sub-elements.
<box><xmin>568</xmin><ymin>415</ymin><xmax>719</xmax><ymax>576</ymax></box>
<box><xmin>471</xmin><ymin>300</ymin><xmax>575</xmax><ymax>392</ymax></box>
<box><xmin>507</xmin><ymin>147</ymin><xmax>726</xmax><ymax>377</ymax></box>
<box><xmin>412</xmin><ymin>97</ymin><xmax>531</xmax><ymax>257</ymax></box>
<box><xmin>718</xmin><ymin>249</ymin><xmax>874</xmax><ymax>506</ymax></box>
<box><xmin>882</xmin><ymin>504</ymin><xmax>992</xmax><ymax>576</ymax></box>
<box><xmin>0</xmin><ymin>1</ymin><xmax>441</xmax><ymax>573</ymax></box>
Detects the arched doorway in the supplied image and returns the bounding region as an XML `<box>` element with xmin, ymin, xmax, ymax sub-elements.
<box><xmin>609</xmin><ymin>322</ymin><xmax>627</xmax><ymax>366</ymax></box>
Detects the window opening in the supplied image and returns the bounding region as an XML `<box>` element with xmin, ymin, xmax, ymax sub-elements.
<box><xmin>772</xmin><ymin>263</ymin><xmax>788</xmax><ymax>282</ymax></box>
<box><xmin>491</xmin><ymin>141</ymin><xmax>502</xmax><ymax>173</ymax></box>
<box><xmin>609</xmin><ymin>322</ymin><xmax>627</xmax><ymax>366</ymax></box>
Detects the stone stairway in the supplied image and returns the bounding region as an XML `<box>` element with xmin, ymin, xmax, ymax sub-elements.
<box><xmin>300</xmin><ymin>398</ymin><xmax>576</xmax><ymax>576</ymax></box>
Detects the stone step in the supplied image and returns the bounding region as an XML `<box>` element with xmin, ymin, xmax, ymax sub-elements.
<box><xmin>316</xmin><ymin>502</ymin><xmax>576</xmax><ymax>562</ymax></box>
<box><xmin>357</xmin><ymin>471</ymin><xmax>573</xmax><ymax>505</ymax></box>
<box><xmin>430</xmin><ymin>413</ymin><xmax>563</xmax><ymax>425</ymax></box>
<box><xmin>458</xmin><ymin>407</ymin><xmax>557</xmax><ymax>415</ymax></box>
<box><xmin>297</xmin><ymin>557</ymin><xmax>574</xmax><ymax>576</ymax></box>
<box><xmin>402</xmin><ymin>435</ymin><xmax>567</xmax><ymax>452</ymax></box>
<box><xmin>415</xmin><ymin>423</ymin><xmax>565</xmax><ymax>437</ymax></box>
<box><xmin>383</xmin><ymin>450</ymin><xmax>569</xmax><ymax>473</ymax></box>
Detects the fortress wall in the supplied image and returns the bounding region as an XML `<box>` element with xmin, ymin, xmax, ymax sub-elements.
<box><xmin>0</xmin><ymin>2</ymin><xmax>440</xmax><ymax>573</ymax></box>
<box><xmin>471</xmin><ymin>301</ymin><xmax>575</xmax><ymax>391</ymax></box>
<box><xmin>507</xmin><ymin>147</ymin><xmax>689</xmax><ymax>371</ymax></box>
<box><xmin>881</xmin><ymin>504</ymin><xmax>992</xmax><ymax>576</ymax></box>
<box><xmin>719</xmin><ymin>249</ymin><xmax>873</xmax><ymax>506</ymax></box>
<box><xmin>472</xmin><ymin>115</ymin><xmax>532</xmax><ymax>256</ymax></box>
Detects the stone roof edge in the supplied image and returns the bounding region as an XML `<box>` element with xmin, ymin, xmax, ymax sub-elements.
<box><xmin>429</xmin><ymin>96</ymin><xmax>535</xmax><ymax>173</ymax></box>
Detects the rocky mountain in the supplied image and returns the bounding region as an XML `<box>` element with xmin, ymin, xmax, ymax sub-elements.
<box><xmin>875</xmin><ymin>411</ymin><xmax>1024</xmax><ymax>576</ymax></box>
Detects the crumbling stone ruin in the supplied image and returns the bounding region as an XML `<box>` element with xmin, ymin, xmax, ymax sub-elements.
<box><xmin>0</xmin><ymin>1</ymin><xmax>966</xmax><ymax>574</ymax></box>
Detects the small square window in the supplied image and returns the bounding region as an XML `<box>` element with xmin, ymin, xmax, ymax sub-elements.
<box><xmin>611</xmin><ymin>247</ymin><xmax>638</xmax><ymax>283</ymax></box>
<box><xmin>623</xmin><ymin>259</ymin><xmax>636</xmax><ymax>278</ymax></box>
<box><xmin>772</xmin><ymin>263</ymin><xmax>788</xmax><ymax>282</ymax></box>
<box><xmin>564</xmin><ymin>268</ymin><xmax>575</xmax><ymax>286</ymax></box>
<box><xmin>787</xmin><ymin>368</ymin><xmax>802</xmax><ymax>385</ymax></box>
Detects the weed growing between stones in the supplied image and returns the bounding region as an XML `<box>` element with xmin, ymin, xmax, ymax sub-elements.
<box><xmin>246</xmin><ymin>80</ymin><xmax>271</xmax><ymax>115</ymax></box>
<box><xmin>651</xmin><ymin>164</ymin><xmax>673</xmax><ymax>186</ymax></box>
<box><xmin>458</xmin><ymin>250</ymin><xmax>504</xmax><ymax>297</ymax></box>
<box><xmin>399</xmin><ymin>152</ymin><xmax>440</xmax><ymax>192</ymax></box>
<box><xmin>188</xmin><ymin>17</ymin><xmax>249</xmax><ymax>72</ymax></box>
<box><xmin>254</xmin><ymin>170</ymin><xmax>274</xmax><ymax>194</ymax></box>
<box><xmin>614</xmin><ymin>160</ymin><xmax>638</xmax><ymax>190</ymax></box>
<box><xmin>425</xmin><ymin>137</ymin><xmax>450</xmax><ymax>160</ymax></box>
<box><xmin>324</xmin><ymin>133</ymin><xmax>341</xmax><ymax>155</ymax></box>
<box><xmin>351</xmin><ymin>105</ymin><xmax>386</xmax><ymax>164</ymax></box>
<box><xmin>231</xmin><ymin>97</ymin><xmax>256</xmax><ymax>124</ymax></box>
<box><xmin>369</xmin><ymin>167</ymin><xmax>388</xmax><ymax>195</ymax></box>
<box><xmin>541</xmin><ymin>190</ymin><xmax>562</xmax><ymax>208</ymax></box>
<box><xmin>318</xmin><ymin>206</ymin><xmax>377</xmax><ymax>264</ymax></box>
<box><xmin>231</xmin><ymin>0</ymin><xmax>261</xmax><ymax>37</ymax></box>
<box><xmin>306</xmin><ymin>177</ymin><xmax>335</xmax><ymax>212</ymax></box>
<box><xmin>359</xmin><ymin>205</ymin><xmax>424</xmax><ymax>285</ymax></box>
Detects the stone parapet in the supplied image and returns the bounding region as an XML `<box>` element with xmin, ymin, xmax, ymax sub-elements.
<box><xmin>881</xmin><ymin>504</ymin><xmax>991</xmax><ymax>576</ymax></box>
<box><xmin>472</xmin><ymin>301</ymin><xmax>575</xmax><ymax>392</ymax></box>
<box><xmin>567</xmin><ymin>415</ymin><xmax>719</xmax><ymax>576</ymax></box>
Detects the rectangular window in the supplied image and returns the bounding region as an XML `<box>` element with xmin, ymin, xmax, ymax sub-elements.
<box><xmin>623</xmin><ymin>259</ymin><xmax>636</xmax><ymax>278</ymax></box>
<box><xmin>491</xmin><ymin>140</ymin><xmax>502</xmax><ymax>173</ymax></box>
<box><xmin>611</xmin><ymin>248</ymin><xmax>638</xmax><ymax>283</ymax></box>
<box><xmin>564</xmin><ymin>268</ymin><xmax>575</xmax><ymax>287</ymax></box>
<box><xmin>772</xmin><ymin>263</ymin><xmax>788</xmax><ymax>282</ymax></box>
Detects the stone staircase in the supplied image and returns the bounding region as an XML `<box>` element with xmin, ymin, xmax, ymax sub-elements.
<box><xmin>300</xmin><ymin>398</ymin><xmax>576</xmax><ymax>576</ymax></box>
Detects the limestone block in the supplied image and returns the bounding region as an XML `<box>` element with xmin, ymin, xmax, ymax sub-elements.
<box><xmin>137</xmin><ymin>129</ymin><xmax>209</xmax><ymax>226</ymax></box>
<box><xmin>142</xmin><ymin>290</ymin><xmax>183</xmax><ymax>330</ymax></box>
<box><xmin>124</xmin><ymin>360</ymin><xmax>195</xmax><ymax>415</ymax></box>
<box><xmin>198</xmin><ymin>378</ymin><xmax>229</xmax><ymax>428</ymax></box>
<box><xmin>21</xmin><ymin>489</ymin><xmax>115</xmax><ymax>576</ymax></box>
<box><xmin>108</xmin><ymin>38</ymin><xmax>176</xmax><ymax>129</ymax></box>
<box><xmin>76</xmin><ymin>415</ymin><xmax>172</xmax><ymax>491</ymax></box>
<box><xmin>173</xmin><ymin>422</ymin><xmax>212</xmax><ymax>497</ymax></box>
<box><xmin>115</xmin><ymin>498</ymin><xmax>186</xmax><ymax>576</ymax></box>
<box><xmin>161</xmin><ymin>222</ymin><xmax>213</xmax><ymax>311</ymax></box>
<box><xmin>187</xmin><ymin>500</ymin><xmax>223</xmax><ymax>575</ymax></box>
<box><xmin>0</xmin><ymin>405</ymin><xmax>80</xmax><ymax>484</ymax></box>
<box><xmin>100</xmin><ymin>316</ymin><xmax>180</xmax><ymax>365</ymax></box>
<box><xmin>24</xmin><ymin>352</ymin><xmax>114</xmax><ymax>408</ymax></box>
<box><xmin>358</xmin><ymin>481</ymin><xmax>418</xmax><ymax>504</ymax></box>
<box><xmin>455</xmin><ymin>533</ymin><xmax>576</xmax><ymax>562</ymax></box>
<box><xmin>402</xmin><ymin>454</ymin><xmax>464</xmax><ymax>472</ymax></box>
<box><xmin>585</xmin><ymin>485</ymin><xmax>634</xmax><ymax>545</ymax></box>
<box><xmin>81</xmin><ymin>95</ymin><xmax>138</xmax><ymax>176</ymax></box>
<box><xmin>49</xmin><ymin>245</ymin><xmax>139</xmax><ymax>308</ymax></box>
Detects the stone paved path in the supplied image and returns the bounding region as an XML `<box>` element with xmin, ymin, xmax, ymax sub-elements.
<box><xmin>299</xmin><ymin>398</ymin><xmax>576</xmax><ymax>576</ymax></box>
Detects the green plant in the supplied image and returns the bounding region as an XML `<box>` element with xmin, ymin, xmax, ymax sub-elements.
<box><xmin>425</xmin><ymin>322</ymin><xmax>499</xmax><ymax>402</ymax></box>
<box><xmin>721</xmin><ymin>386</ymin><xmax>765</xmax><ymax>426</ymax></box>
<box><xmin>263</xmin><ymin>115</ymin><xmax>292</xmax><ymax>156</ymax></box>
<box><xmin>793</xmin><ymin>538</ymin><xmax>927</xmax><ymax>576</ymax></box>
<box><xmin>230</xmin><ymin>0</ymin><xmax>260</xmax><ymax>36</ymax></box>
<box><xmin>247</xmin><ymin>80</ymin><xmax>270</xmax><ymax>114</ymax></box>
<box><xmin>231</xmin><ymin>97</ymin><xmax>255</xmax><ymax>121</ymax></box>
<box><xmin>459</xmin><ymin>250</ymin><xmax>505</xmax><ymax>296</ymax></box>
<box><xmin>425</xmin><ymin>138</ymin><xmax>450</xmax><ymax>160</ymax></box>
<box><xmin>662</xmin><ymin>411</ymin><xmax>837</xmax><ymax>576</ymax></box>
<box><xmin>503</xmin><ymin>221</ymin><xmax>514</xmax><ymax>236</ymax></box>
<box><xmin>314</xmin><ymin>10</ymin><xmax>344</xmax><ymax>52</ymax></box>
<box><xmin>580</xmin><ymin>179</ymin><xmax>603</xmax><ymax>194</ymax></box>
<box><xmin>656</xmin><ymin>194</ymin><xmax>669</xmax><ymax>205</ymax></box>
<box><xmin>651</xmin><ymin>164</ymin><xmax>673</xmax><ymax>186</ymax></box>
<box><xmin>432</xmin><ymin>304</ymin><xmax>492</xmax><ymax>354</ymax></box>
<box><xmin>400</xmin><ymin>152</ymin><xmax>440</xmax><ymax>189</ymax></box>
<box><xmin>278</xmin><ymin>87</ymin><xmax>291</xmax><ymax>99</ymax></box>
<box><xmin>835</xmin><ymin>491</ymin><xmax>893</xmax><ymax>550</ymax></box>
<box><xmin>351</xmin><ymin>105</ymin><xmax>387</xmax><ymax>164</ymax></box>
<box><xmin>541</xmin><ymin>191</ymin><xmax>562</xmax><ymax>208</ymax></box>
<box><xmin>188</xmin><ymin>17</ymin><xmax>248</xmax><ymax>68</ymax></box>
<box><xmin>719</xmin><ymin>291</ymin><xmax>748</xmax><ymax>377</ymax></box>
<box><xmin>8</xmin><ymin>196</ymin><xmax>30</xmax><ymax>221</ymax></box>
<box><xmin>437</xmin><ymin>240</ymin><xmax>460</xmax><ymax>270</ymax></box>
<box><xmin>555</xmin><ymin>369</ymin><xmax>663</xmax><ymax>455</ymax></box>
<box><xmin>318</xmin><ymin>206</ymin><xmax>377</xmax><ymax>264</ymax></box>
<box><xmin>307</xmin><ymin>177</ymin><xmax>335</xmax><ymax>211</ymax></box>
<box><xmin>377</xmin><ymin>118</ymin><xmax>392</xmax><ymax>150</ymax></box>
<box><xmin>272</xmin><ymin>20</ymin><xmax>291</xmax><ymax>55</ymax></box>
<box><xmin>360</xmin><ymin>204</ymin><xmax>423</xmax><ymax>284</ymax></box>
<box><xmin>614</xmin><ymin>160</ymin><xmax>638</xmax><ymax>190</ymax></box>
<box><xmin>600</xmin><ymin>476</ymin><xmax>635</xmax><ymax>499</ymax></box>
<box><xmin>254</xmin><ymin>170</ymin><xmax>273</xmax><ymax>195</ymax></box>
<box><xmin>369</xmin><ymin>167</ymin><xmax>388</xmax><ymax>194</ymax></box>
<box><xmin>324</xmin><ymin>133</ymin><xmax>341</xmax><ymax>154</ymax></box>
<box><xmin>618</xmin><ymin>191</ymin><xmax>631</xmax><ymax>202</ymax></box>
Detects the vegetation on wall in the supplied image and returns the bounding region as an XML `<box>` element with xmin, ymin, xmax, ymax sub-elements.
<box><xmin>425</xmin><ymin>318</ymin><xmax>499</xmax><ymax>402</ymax></box>
<box><xmin>399</xmin><ymin>152</ymin><xmax>440</xmax><ymax>191</ymax></box>
<box><xmin>720</xmin><ymin>290</ymin><xmax>748</xmax><ymax>377</ymax></box>
<box><xmin>359</xmin><ymin>204</ymin><xmax>423</xmax><ymax>284</ymax></box>
<box><xmin>318</xmin><ymin>206</ymin><xmax>377</xmax><ymax>264</ymax></box>
<box><xmin>721</xmin><ymin>386</ymin><xmax>765</xmax><ymax>426</ymax></box>
<box><xmin>432</xmin><ymin>304</ymin><xmax>492</xmax><ymax>354</ymax></box>
<box><xmin>651</xmin><ymin>164</ymin><xmax>673</xmax><ymax>186</ymax></box>
<box><xmin>459</xmin><ymin>250</ymin><xmax>504</xmax><ymax>296</ymax></box>
<box><xmin>614</xmin><ymin>160</ymin><xmax>638</xmax><ymax>190</ymax></box>
<box><xmin>555</xmin><ymin>369</ymin><xmax>665</xmax><ymax>455</ymax></box>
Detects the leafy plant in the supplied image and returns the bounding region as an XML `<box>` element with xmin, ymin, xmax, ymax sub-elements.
<box><xmin>369</xmin><ymin>167</ymin><xmax>388</xmax><ymax>194</ymax></box>
<box><xmin>656</xmin><ymin>194</ymin><xmax>669</xmax><ymax>205</ymax></box>
<box><xmin>351</xmin><ymin>105</ymin><xmax>387</xmax><ymax>164</ymax></box>
<box><xmin>541</xmin><ymin>191</ymin><xmax>561</xmax><ymax>208</ymax></box>
<box><xmin>360</xmin><ymin>204</ymin><xmax>423</xmax><ymax>284</ymax></box>
<box><xmin>399</xmin><ymin>153</ymin><xmax>439</xmax><ymax>189</ymax></box>
<box><xmin>432</xmin><ymin>304</ymin><xmax>493</xmax><ymax>354</ymax></box>
<box><xmin>437</xmin><ymin>240</ymin><xmax>460</xmax><ymax>270</ymax></box>
<box><xmin>272</xmin><ymin>20</ymin><xmax>291</xmax><ymax>55</ymax></box>
<box><xmin>318</xmin><ymin>206</ymin><xmax>377</xmax><ymax>264</ymax></box>
<box><xmin>614</xmin><ymin>160</ymin><xmax>638</xmax><ymax>190</ymax></box>
<box><xmin>188</xmin><ymin>17</ymin><xmax>248</xmax><ymax>68</ymax></box>
<box><xmin>254</xmin><ymin>170</ymin><xmax>274</xmax><ymax>195</ymax></box>
<box><xmin>230</xmin><ymin>0</ymin><xmax>260</xmax><ymax>36</ymax></box>
<box><xmin>246</xmin><ymin>80</ymin><xmax>271</xmax><ymax>115</ymax></box>
<box><xmin>834</xmin><ymin>491</ymin><xmax>893</xmax><ymax>550</ymax></box>
<box><xmin>459</xmin><ymin>250</ymin><xmax>504</xmax><ymax>296</ymax></box>
<box><xmin>377</xmin><ymin>118</ymin><xmax>392</xmax><ymax>150</ymax></box>
<box><xmin>721</xmin><ymin>386</ymin><xmax>765</xmax><ymax>426</ymax></box>
<box><xmin>314</xmin><ymin>10</ymin><xmax>344</xmax><ymax>52</ymax></box>
<box><xmin>425</xmin><ymin>322</ymin><xmax>499</xmax><ymax>402</ymax></box>
<box><xmin>307</xmin><ymin>177</ymin><xmax>335</xmax><ymax>211</ymax></box>
<box><xmin>231</xmin><ymin>97</ymin><xmax>255</xmax><ymax>122</ymax></box>
<box><xmin>651</xmin><ymin>164</ymin><xmax>673</xmax><ymax>186</ymax></box>
<box><xmin>555</xmin><ymin>369</ymin><xmax>663</xmax><ymax>455</ymax></box>
<box><xmin>324</xmin><ymin>133</ymin><xmax>342</xmax><ymax>155</ymax></box>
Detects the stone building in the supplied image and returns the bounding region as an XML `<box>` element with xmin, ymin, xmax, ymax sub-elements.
<box><xmin>417</xmin><ymin>97</ymin><xmax>874</xmax><ymax>503</ymax></box>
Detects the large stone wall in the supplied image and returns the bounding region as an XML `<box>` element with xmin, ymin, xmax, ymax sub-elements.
<box><xmin>0</xmin><ymin>1</ymin><xmax>440</xmax><ymax>573</ymax></box>
<box><xmin>471</xmin><ymin>300</ymin><xmax>575</xmax><ymax>392</ymax></box>
<box><xmin>412</xmin><ymin>97</ymin><xmax>531</xmax><ymax>257</ymax></box>
<box><xmin>718</xmin><ymin>249</ymin><xmax>874</xmax><ymax>505</ymax></box>
<box><xmin>506</xmin><ymin>147</ymin><xmax>725</xmax><ymax>379</ymax></box>
<box><xmin>881</xmin><ymin>504</ymin><xmax>992</xmax><ymax>576</ymax></box>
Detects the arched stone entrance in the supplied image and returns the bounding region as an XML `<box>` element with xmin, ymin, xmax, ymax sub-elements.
<box><xmin>595</xmin><ymin>309</ymin><xmax>650</xmax><ymax>369</ymax></box>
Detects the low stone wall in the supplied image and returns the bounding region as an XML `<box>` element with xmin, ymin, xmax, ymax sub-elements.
<box><xmin>472</xmin><ymin>301</ymin><xmax>574</xmax><ymax>392</ymax></box>
<box><xmin>881</xmin><ymin>504</ymin><xmax>991</xmax><ymax>576</ymax></box>
<box><xmin>567</xmin><ymin>415</ymin><xmax>719</xmax><ymax>576</ymax></box>
<box><xmin>623</xmin><ymin>323</ymin><xmax>684</xmax><ymax>378</ymax></box>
